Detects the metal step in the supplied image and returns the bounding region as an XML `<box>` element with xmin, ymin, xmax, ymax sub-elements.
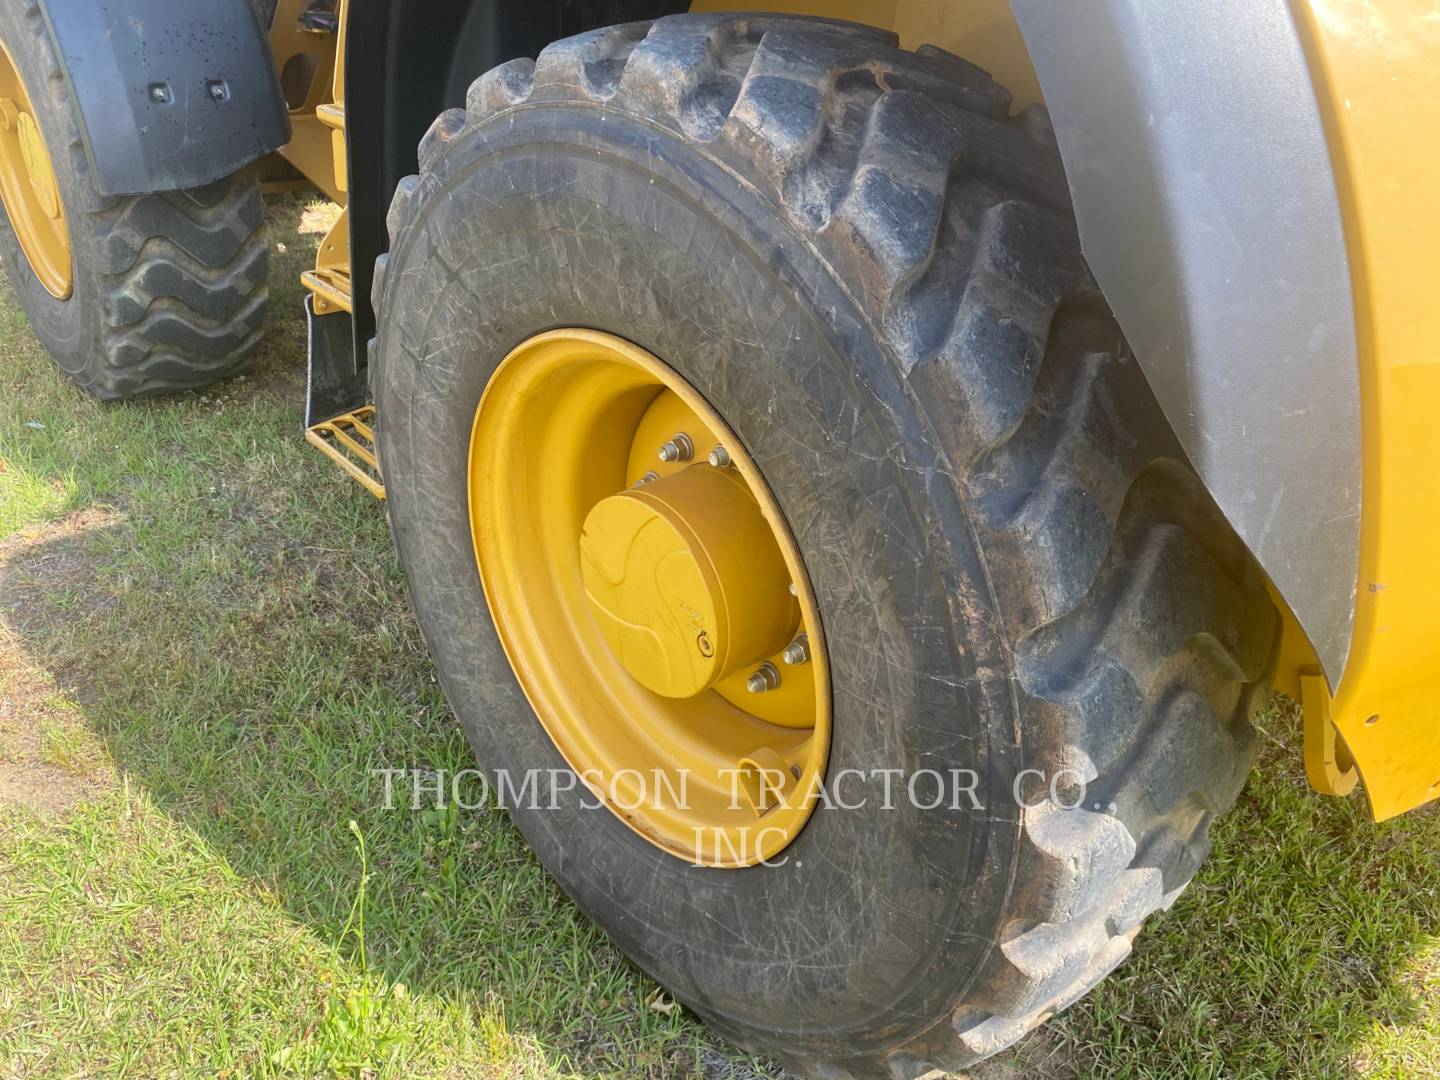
<box><xmin>306</xmin><ymin>406</ymin><xmax>385</xmax><ymax>499</ymax></box>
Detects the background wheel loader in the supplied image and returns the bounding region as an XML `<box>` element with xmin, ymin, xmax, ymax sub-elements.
<box><xmin>1</xmin><ymin>0</ymin><xmax>1435</xmax><ymax>1074</ymax></box>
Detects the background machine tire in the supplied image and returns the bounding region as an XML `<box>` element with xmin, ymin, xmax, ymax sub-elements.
<box><xmin>372</xmin><ymin>14</ymin><xmax>1280</xmax><ymax>1076</ymax></box>
<box><xmin>0</xmin><ymin>1</ymin><xmax>268</xmax><ymax>400</ymax></box>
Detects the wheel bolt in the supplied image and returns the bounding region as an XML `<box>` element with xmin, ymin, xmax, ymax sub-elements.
<box><xmin>746</xmin><ymin>662</ymin><xmax>781</xmax><ymax>694</ymax></box>
<box><xmin>782</xmin><ymin>633</ymin><xmax>810</xmax><ymax>666</ymax></box>
<box><xmin>657</xmin><ymin>432</ymin><xmax>693</xmax><ymax>463</ymax></box>
<box><xmin>708</xmin><ymin>444</ymin><xmax>731</xmax><ymax>468</ymax></box>
<box><xmin>632</xmin><ymin>470</ymin><xmax>659</xmax><ymax>488</ymax></box>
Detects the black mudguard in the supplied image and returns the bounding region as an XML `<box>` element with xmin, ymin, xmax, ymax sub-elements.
<box><xmin>36</xmin><ymin>0</ymin><xmax>290</xmax><ymax>197</ymax></box>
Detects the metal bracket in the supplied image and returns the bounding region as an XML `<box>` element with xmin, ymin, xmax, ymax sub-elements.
<box><xmin>306</xmin><ymin>407</ymin><xmax>384</xmax><ymax>499</ymax></box>
<box><xmin>301</xmin><ymin>207</ymin><xmax>352</xmax><ymax>315</ymax></box>
<box><xmin>303</xmin><ymin>294</ymin><xmax>382</xmax><ymax>498</ymax></box>
<box><xmin>1300</xmin><ymin>666</ymin><xmax>1360</xmax><ymax>797</ymax></box>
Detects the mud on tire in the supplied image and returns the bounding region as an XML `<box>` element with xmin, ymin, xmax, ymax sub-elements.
<box><xmin>373</xmin><ymin>14</ymin><xmax>1280</xmax><ymax>1077</ymax></box>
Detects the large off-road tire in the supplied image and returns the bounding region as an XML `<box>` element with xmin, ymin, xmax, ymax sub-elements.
<box><xmin>373</xmin><ymin>14</ymin><xmax>1280</xmax><ymax>1076</ymax></box>
<box><xmin>0</xmin><ymin>1</ymin><xmax>267</xmax><ymax>399</ymax></box>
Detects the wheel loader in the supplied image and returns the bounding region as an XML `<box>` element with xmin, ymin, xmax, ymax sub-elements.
<box><xmin>1</xmin><ymin>0</ymin><xmax>1434</xmax><ymax>1073</ymax></box>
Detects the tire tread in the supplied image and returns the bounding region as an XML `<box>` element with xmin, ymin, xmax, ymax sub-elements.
<box><xmin>5</xmin><ymin>0</ymin><xmax>267</xmax><ymax>400</ymax></box>
<box><xmin>376</xmin><ymin>15</ymin><xmax>1280</xmax><ymax>1076</ymax></box>
<box><xmin>87</xmin><ymin>171</ymin><xmax>267</xmax><ymax>398</ymax></box>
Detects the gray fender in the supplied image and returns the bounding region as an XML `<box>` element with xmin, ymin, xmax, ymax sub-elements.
<box><xmin>1009</xmin><ymin>0</ymin><xmax>1360</xmax><ymax>685</ymax></box>
<box><xmin>36</xmin><ymin>0</ymin><xmax>290</xmax><ymax>196</ymax></box>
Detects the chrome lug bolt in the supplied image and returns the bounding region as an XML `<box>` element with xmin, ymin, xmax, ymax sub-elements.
<box><xmin>746</xmin><ymin>662</ymin><xmax>781</xmax><ymax>694</ymax></box>
<box><xmin>782</xmin><ymin>633</ymin><xmax>810</xmax><ymax>666</ymax></box>
<box><xmin>632</xmin><ymin>470</ymin><xmax>660</xmax><ymax>488</ymax></box>
<box><xmin>708</xmin><ymin>444</ymin><xmax>732</xmax><ymax>468</ymax></box>
<box><xmin>657</xmin><ymin>432</ymin><xmax>694</xmax><ymax>463</ymax></box>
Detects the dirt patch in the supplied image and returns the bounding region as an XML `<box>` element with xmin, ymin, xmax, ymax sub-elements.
<box><xmin>0</xmin><ymin>511</ymin><xmax>118</xmax><ymax>815</ymax></box>
<box><xmin>298</xmin><ymin>200</ymin><xmax>344</xmax><ymax>236</ymax></box>
<box><xmin>0</xmin><ymin>636</ymin><xmax>108</xmax><ymax>815</ymax></box>
<box><xmin>966</xmin><ymin>1024</ymin><xmax>1084</xmax><ymax>1080</ymax></box>
<box><xmin>0</xmin><ymin>759</ymin><xmax>92</xmax><ymax>814</ymax></box>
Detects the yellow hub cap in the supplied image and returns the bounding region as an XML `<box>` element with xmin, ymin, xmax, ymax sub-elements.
<box><xmin>470</xmin><ymin>330</ymin><xmax>830</xmax><ymax>867</ymax></box>
<box><xmin>581</xmin><ymin>464</ymin><xmax>796</xmax><ymax>699</ymax></box>
<box><xmin>0</xmin><ymin>39</ymin><xmax>70</xmax><ymax>299</ymax></box>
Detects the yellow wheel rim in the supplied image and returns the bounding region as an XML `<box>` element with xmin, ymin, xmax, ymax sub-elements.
<box><xmin>0</xmin><ymin>38</ymin><xmax>70</xmax><ymax>299</ymax></box>
<box><xmin>470</xmin><ymin>330</ymin><xmax>831</xmax><ymax>867</ymax></box>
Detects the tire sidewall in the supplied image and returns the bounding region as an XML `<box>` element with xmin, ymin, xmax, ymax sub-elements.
<box><xmin>0</xmin><ymin>2</ymin><xmax>106</xmax><ymax>377</ymax></box>
<box><xmin>375</xmin><ymin>109</ymin><xmax>1025</xmax><ymax>1056</ymax></box>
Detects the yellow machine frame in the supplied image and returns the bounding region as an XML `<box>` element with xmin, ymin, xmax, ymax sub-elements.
<box><xmin>1290</xmin><ymin>2</ymin><xmax>1440</xmax><ymax>820</ymax></box>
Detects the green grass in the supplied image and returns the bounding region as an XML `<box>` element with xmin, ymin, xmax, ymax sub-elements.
<box><xmin>0</xmin><ymin>195</ymin><xmax>1438</xmax><ymax>1078</ymax></box>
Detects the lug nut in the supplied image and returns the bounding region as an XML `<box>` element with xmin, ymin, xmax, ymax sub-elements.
<box><xmin>657</xmin><ymin>432</ymin><xmax>694</xmax><ymax>463</ymax></box>
<box><xmin>782</xmin><ymin>633</ymin><xmax>810</xmax><ymax>666</ymax></box>
<box><xmin>632</xmin><ymin>470</ymin><xmax>659</xmax><ymax>488</ymax></box>
<box><xmin>708</xmin><ymin>444</ymin><xmax>732</xmax><ymax>468</ymax></box>
<box><xmin>746</xmin><ymin>662</ymin><xmax>781</xmax><ymax>694</ymax></box>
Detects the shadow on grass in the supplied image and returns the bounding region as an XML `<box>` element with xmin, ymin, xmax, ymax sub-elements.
<box><xmin>2</xmin><ymin>195</ymin><xmax>1438</xmax><ymax>1079</ymax></box>
<box><xmin>0</xmin><ymin>196</ymin><xmax>780</xmax><ymax>1080</ymax></box>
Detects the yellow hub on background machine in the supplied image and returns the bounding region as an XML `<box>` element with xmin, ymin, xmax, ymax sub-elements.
<box><xmin>468</xmin><ymin>330</ymin><xmax>831</xmax><ymax>867</ymax></box>
<box><xmin>0</xmin><ymin>38</ymin><xmax>69</xmax><ymax>299</ymax></box>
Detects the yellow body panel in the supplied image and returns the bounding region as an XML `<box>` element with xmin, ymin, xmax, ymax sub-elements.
<box><xmin>270</xmin><ymin>0</ymin><xmax>347</xmax><ymax>204</ymax></box>
<box><xmin>1292</xmin><ymin>0</ymin><xmax>1440</xmax><ymax>819</ymax></box>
